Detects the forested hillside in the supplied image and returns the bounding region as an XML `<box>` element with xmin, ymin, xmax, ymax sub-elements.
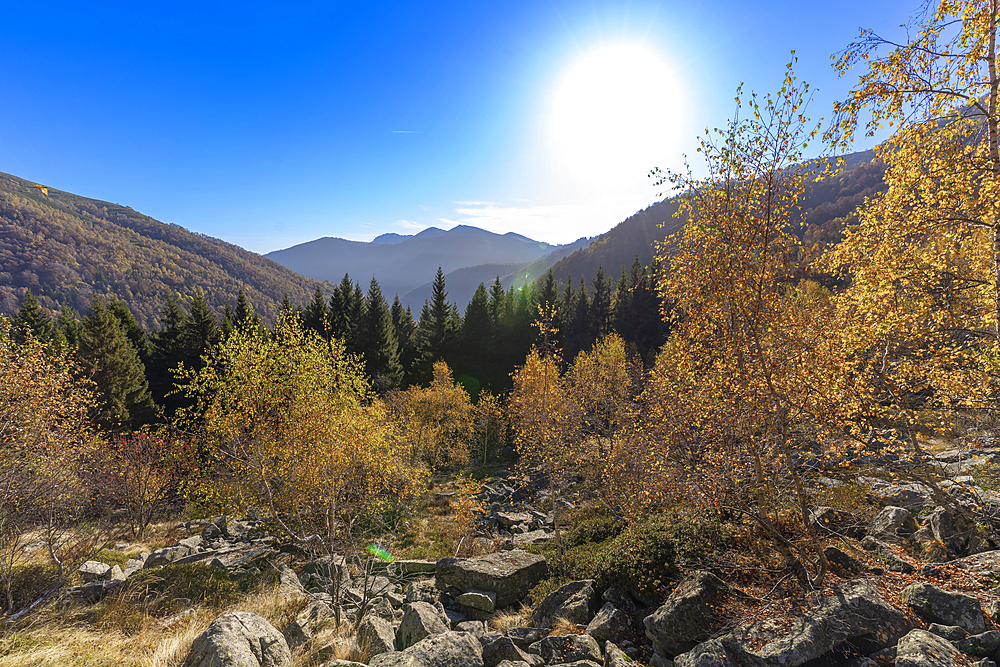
<box><xmin>0</xmin><ymin>172</ymin><xmax>331</xmax><ymax>328</ymax></box>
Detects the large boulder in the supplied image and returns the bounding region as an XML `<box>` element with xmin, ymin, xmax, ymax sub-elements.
<box><xmin>77</xmin><ymin>560</ymin><xmax>112</xmax><ymax>583</ymax></box>
<box><xmin>860</xmin><ymin>536</ymin><xmax>915</xmax><ymax>573</ymax></box>
<box><xmin>527</xmin><ymin>634</ymin><xmax>602</xmax><ymax>664</ymax></box>
<box><xmin>436</xmin><ymin>550</ymin><xmax>547</xmax><ymax>609</ymax></box>
<box><xmin>357</xmin><ymin>615</ymin><xmax>397</xmax><ymax>657</ymax></box>
<box><xmin>809</xmin><ymin>506</ymin><xmax>865</xmax><ymax>539</ymax></box>
<box><xmin>397</xmin><ymin>602</ymin><xmax>450</xmax><ymax>649</ymax></box>
<box><xmin>895</xmin><ymin>629</ymin><xmax>960</xmax><ymax>667</ymax></box>
<box><xmin>900</xmin><ymin>583</ymin><xmax>986</xmax><ymax>634</ymax></box>
<box><xmin>531</xmin><ymin>580</ymin><xmax>598</xmax><ymax>628</ymax></box>
<box><xmin>184</xmin><ymin>611</ymin><xmax>290</xmax><ymax>667</ymax></box>
<box><xmin>721</xmin><ymin>578</ymin><xmax>910</xmax><ymax>667</ymax></box>
<box><xmin>369</xmin><ymin>631</ymin><xmax>484</xmax><ymax>667</ymax></box>
<box><xmin>481</xmin><ymin>636</ymin><xmax>538</xmax><ymax>667</ymax></box>
<box><xmin>644</xmin><ymin>571</ymin><xmax>732</xmax><ymax>658</ymax></box>
<box><xmin>584</xmin><ymin>602</ymin><xmax>630</xmax><ymax>643</ymax></box>
<box><xmin>869</xmin><ymin>506</ymin><xmax>917</xmax><ymax>538</ymax></box>
<box><xmin>145</xmin><ymin>545</ymin><xmax>195</xmax><ymax>569</ymax></box>
<box><xmin>673</xmin><ymin>639</ymin><xmax>739</xmax><ymax>667</ymax></box>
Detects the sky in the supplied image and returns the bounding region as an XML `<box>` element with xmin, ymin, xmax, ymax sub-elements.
<box><xmin>1</xmin><ymin>0</ymin><xmax>918</xmax><ymax>254</ymax></box>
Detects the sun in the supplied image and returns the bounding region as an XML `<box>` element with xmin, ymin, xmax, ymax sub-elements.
<box><xmin>547</xmin><ymin>44</ymin><xmax>686</xmax><ymax>190</ymax></box>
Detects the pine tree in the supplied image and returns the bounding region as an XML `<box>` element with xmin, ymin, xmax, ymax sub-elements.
<box><xmin>360</xmin><ymin>277</ymin><xmax>402</xmax><ymax>391</ymax></box>
<box><xmin>304</xmin><ymin>286</ymin><xmax>329</xmax><ymax>337</ymax></box>
<box><xmin>108</xmin><ymin>298</ymin><xmax>151</xmax><ymax>360</ymax></box>
<box><xmin>54</xmin><ymin>305</ymin><xmax>80</xmax><ymax>350</ymax></box>
<box><xmin>392</xmin><ymin>296</ymin><xmax>418</xmax><ymax>385</ymax></box>
<box><xmin>12</xmin><ymin>289</ymin><xmax>52</xmax><ymax>343</ymax></box>
<box><xmin>79</xmin><ymin>297</ymin><xmax>156</xmax><ymax>429</ymax></box>
<box><xmin>180</xmin><ymin>289</ymin><xmax>219</xmax><ymax>369</ymax></box>
<box><xmin>150</xmin><ymin>295</ymin><xmax>188</xmax><ymax>416</ymax></box>
<box><xmin>489</xmin><ymin>277</ymin><xmax>505</xmax><ymax>329</ymax></box>
<box><xmin>459</xmin><ymin>282</ymin><xmax>494</xmax><ymax>391</ymax></box>
<box><xmin>234</xmin><ymin>290</ymin><xmax>260</xmax><ymax>329</ymax></box>
<box><xmin>590</xmin><ymin>266</ymin><xmax>611</xmax><ymax>345</ymax></box>
<box><xmin>418</xmin><ymin>267</ymin><xmax>457</xmax><ymax>369</ymax></box>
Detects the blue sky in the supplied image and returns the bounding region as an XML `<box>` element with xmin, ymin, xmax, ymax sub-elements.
<box><xmin>1</xmin><ymin>0</ymin><xmax>915</xmax><ymax>253</ymax></box>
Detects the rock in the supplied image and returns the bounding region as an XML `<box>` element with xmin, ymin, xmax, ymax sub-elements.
<box><xmin>895</xmin><ymin>629</ymin><xmax>960</xmax><ymax>667</ymax></box>
<box><xmin>810</xmin><ymin>506</ymin><xmax>865</xmax><ymax>539</ymax></box>
<box><xmin>369</xmin><ymin>631</ymin><xmax>484</xmax><ymax>667</ymax></box>
<box><xmin>823</xmin><ymin>546</ymin><xmax>866</xmax><ymax>575</ymax></box>
<box><xmin>507</xmin><ymin>627</ymin><xmax>545</xmax><ymax>650</ymax></box>
<box><xmin>900</xmin><ymin>583</ymin><xmax>986</xmax><ymax>634</ymax></box>
<box><xmin>227</xmin><ymin>520</ymin><xmax>254</xmax><ymax>541</ymax></box>
<box><xmin>532</xmin><ymin>580</ymin><xmax>598</xmax><ymax>628</ymax></box>
<box><xmin>406</xmin><ymin>580</ymin><xmax>440</xmax><ymax>604</ymax></box>
<box><xmin>871</xmin><ymin>482</ymin><xmax>935</xmax><ymax>512</ymax></box>
<box><xmin>926</xmin><ymin>508</ymin><xmax>971</xmax><ymax>556</ymax></box>
<box><xmin>604</xmin><ymin>643</ymin><xmax>635</xmax><ymax>667</ymax></box>
<box><xmin>927</xmin><ymin>625</ymin><xmax>969</xmax><ymax>641</ymax></box>
<box><xmin>145</xmin><ymin>545</ymin><xmax>194</xmax><ymax>568</ymax></box>
<box><xmin>457</xmin><ymin>589</ymin><xmax>497</xmax><ymax>613</ymax></box>
<box><xmin>721</xmin><ymin>578</ymin><xmax>910</xmax><ymax>667</ymax></box>
<box><xmin>953</xmin><ymin>632</ymin><xmax>1000</xmax><ymax>659</ymax></box>
<box><xmin>179</xmin><ymin>535</ymin><xmax>203</xmax><ymax>549</ymax></box>
<box><xmin>673</xmin><ymin>639</ymin><xmax>738</xmax><ymax>667</ymax></box>
<box><xmin>584</xmin><ymin>602</ymin><xmax>630</xmax><ymax>643</ymax></box>
<box><xmin>123</xmin><ymin>553</ymin><xmax>147</xmax><ymax>578</ymax></box>
<box><xmin>436</xmin><ymin>550</ymin><xmax>547</xmax><ymax>608</ymax></box>
<box><xmin>457</xmin><ymin>621</ymin><xmax>487</xmax><ymax>637</ymax></box>
<box><xmin>644</xmin><ymin>571</ymin><xmax>732</xmax><ymax>658</ymax></box>
<box><xmin>282</xmin><ymin>619</ymin><xmax>311</xmax><ymax>649</ymax></box>
<box><xmin>912</xmin><ymin>528</ymin><xmax>950</xmax><ymax>563</ymax></box>
<box><xmin>494</xmin><ymin>512</ymin><xmax>533</xmax><ymax>530</ymax></box>
<box><xmin>860</xmin><ymin>536</ymin><xmax>915</xmax><ymax>573</ymax></box>
<box><xmin>547</xmin><ymin>662</ymin><xmax>602</xmax><ymax>667</ymax></box>
<box><xmin>202</xmin><ymin>522</ymin><xmax>223</xmax><ymax>540</ymax></box>
<box><xmin>527</xmin><ymin>635</ymin><xmax>602</xmax><ymax>664</ymax></box>
<box><xmin>870</xmin><ymin>506</ymin><xmax>918</xmax><ymax>537</ymax></box>
<box><xmin>388</xmin><ymin>560</ymin><xmax>439</xmax><ymax>576</ymax></box>
<box><xmin>185</xmin><ymin>611</ymin><xmax>290</xmax><ymax>667</ymax></box>
<box><xmin>482</xmin><ymin>636</ymin><xmax>538</xmax><ymax>667</ymax></box>
<box><xmin>511</xmin><ymin>530</ymin><xmax>555</xmax><ymax>547</ymax></box>
<box><xmin>77</xmin><ymin>560</ymin><xmax>112</xmax><ymax>583</ymax></box>
<box><xmin>358</xmin><ymin>614</ymin><xmax>398</xmax><ymax>656</ymax></box>
<box><xmin>278</xmin><ymin>565</ymin><xmax>308</xmax><ymax>598</ymax></box>
<box><xmin>494</xmin><ymin>662</ymin><xmax>530</xmax><ymax>667</ymax></box>
<box><xmin>65</xmin><ymin>580</ymin><xmax>120</xmax><ymax>603</ymax></box>
<box><xmin>397</xmin><ymin>602</ymin><xmax>450</xmax><ymax>649</ymax></box>
<box><xmin>953</xmin><ymin>551</ymin><xmax>1000</xmax><ymax>578</ymax></box>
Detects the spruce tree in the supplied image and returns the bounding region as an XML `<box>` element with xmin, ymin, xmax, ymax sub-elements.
<box><xmin>392</xmin><ymin>296</ymin><xmax>418</xmax><ymax>385</ymax></box>
<box><xmin>488</xmin><ymin>277</ymin><xmax>505</xmax><ymax>329</ymax></box>
<box><xmin>54</xmin><ymin>305</ymin><xmax>81</xmax><ymax>350</ymax></box>
<box><xmin>150</xmin><ymin>295</ymin><xmax>188</xmax><ymax>416</ymax></box>
<box><xmin>180</xmin><ymin>289</ymin><xmax>219</xmax><ymax>369</ymax></box>
<box><xmin>360</xmin><ymin>277</ymin><xmax>401</xmax><ymax>391</ymax></box>
<box><xmin>303</xmin><ymin>286</ymin><xmax>328</xmax><ymax>337</ymax></box>
<box><xmin>417</xmin><ymin>267</ymin><xmax>457</xmax><ymax>373</ymax></box>
<box><xmin>79</xmin><ymin>297</ymin><xmax>156</xmax><ymax>429</ymax></box>
<box><xmin>590</xmin><ymin>265</ymin><xmax>611</xmax><ymax>345</ymax></box>
<box><xmin>12</xmin><ymin>289</ymin><xmax>52</xmax><ymax>343</ymax></box>
<box><xmin>108</xmin><ymin>298</ymin><xmax>150</xmax><ymax>360</ymax></box>
<box><xmin>460</xmin><ymin>282</ymin><xmax>494</xmax><ymax>390</ymax></box>
<box><xmin>234</xmin><ymin>290</ymin><xmax>260</xmax><ymax>329</ymax></box>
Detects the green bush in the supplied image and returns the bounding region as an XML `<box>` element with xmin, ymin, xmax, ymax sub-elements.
<box><xmin>594</xmin><ymin>517</ymin><xmax>678</xmax><ymax>601</ymax></box>
<box><xmin>4</xmin><ymin>563</ymin><xmax>60</xmax><ymax>615</ymax></box>
<box><xmin>92</xmin><ymin>549</ymin><xmax>130</xmax><ymax>568</ymax></box>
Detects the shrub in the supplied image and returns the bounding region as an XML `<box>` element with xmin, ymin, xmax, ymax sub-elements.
<box><xmin>594</xmin><ymin>517</ymin><xmax>678</xmax><ymax>601</ymax></box>
<box><xmin>119</xmin><ymin>563</ymin><xmax>241</xmax><ymax>613</ymax></box>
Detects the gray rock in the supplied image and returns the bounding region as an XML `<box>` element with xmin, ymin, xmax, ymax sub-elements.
<box><xmin>927</xmin><ymin>625</ymin><xmax>968</xmax><ymax>641</ymax></box>
<box><xmin>900</xmin><ymin>583</ymin><xmax>986</xmax><ymax>634</ymax></box>
<box><xmin>532</xmin><ymin>580</ymin><xmax>598</xmax><ymax>628</ymax></box>
<box><xmin>282</xmin><ymin>618</ymin><xmax>311</xmax><ymax>649</ymax></box>
<box><xmin>507</xmin><ymin>627</ymin><xmax>545</xmax><ymax>650</ymax></box>
<box><xmin>673</xmin><ymin>639</ymin><xmax>738</xmax><ymax>667</ymax></box>
<box><xmin>604</xmin><ymin>642</ymin><xmax>634</xmax><ymax>667</ymax></box>
<box><xmin>64</xmin><ymin>580</ymin><xmax>120</xmax><ymax>603</ymax></box>
<box><xmin>823</xmin><ymin>546</ymin><xmax>866</xmax><ymax>575</ymax></box>
<box><xmin>456</xmin><ymin>621</ymin><xmax>487</xmax><ymax>637</ymax></box>
<box><xmin>482</xmin><ymin>636</ymin><xmax>538</xmax><ymax>667</ymax></box>
<box><xmin>369</xmin><ymin>631</ymin><xmax>484</xmax><ymax>667</ymax></box>
<box><xmin>145</xmin><ymin>545</ymin><xmax>194</xmax><ymax>568</ymax></box>
<box><xmin>397</xmin><ymin>602</ymin><xmax>450</xmax><ymax>649</ymax></box>
<box><xmin>895</xmin><ymin>629</ymin><xmax>960</xmax><ymax>667</ymax></box>
<box><xmin>953</xmin><ymin>551</ymin><xmax>1000</xmax><ymax>578</ymax></box>
<box><xmin>123</xmin><ymin>553</ymin><xmax>147</xmax><ymax>578</ymax></box>
<box><xmin>388</xmin><ymin>560</ymin><xmax>438</xmax><ymax>576</ymax></box>
<box><xmin>179</xmin><ymin>535</ymin><xmax>203</xmax><ymax>549</ymax></box>
<box><xmin>494</xmin><ymin>662</ymin><xmax>530</xmax><ymax>667</ymax></box>
<box><xmin>77</xmin><ymin>560</ymin><xmax>112</xmax><ymax>583</ymax></box>
<box><xmin>722</xmin><ymin>578</ymin><xmax>910</xmax><ymax>667</ymax></box>
<box><xmin>926</xmin><ymin>508</ymin><xmax>971</xmax><ymax>556</ymax></box>
<box><xmin>870</xmin><ymin>506</ymin><xmax>917</xmax><ymax>537</ymax></box>
<box><xmin>436</xmin><ymin>550</ymin><xmax>547</xmax><ymax>608</ymax></box>
<box><xmin>107</xmin><ymin>564</ymin><xmax>126</xmax><ymax>582</ymax></box>
<box><xmin>278</xmin><ymin>565</ymin><xmax>308</xmax><ymax>598</ymax></box>
<box><xmin>405</xmin><ymin>579</ymin><xmax>440</xmax><ymax>604</ymax></box>
<box><xmin>644</xmin><ymin>571</ymin><xmax>731</xmax><ymax>657</ymax></box>
<box><xmin>860</xmin><ymin>536</ymin><xmax>915</xmax><ymax>573</ymax></box>
<box><xmin>528</xmin><ymin>634</ymin><xmax>602</xmax><ymax>664</ymax></box>
<box><xmin>547</xmin><ymin>662</ymin><xmax>602</xmax><ymax>667</ymax></box>
<box><xmin>494</xmin><ymin>512</ymin><xmax>533</xmax><ymax>529</ymax></box>
<box><xmin>358</xmin><ymin>614</ymin><xmax>398</xmax><ymax>657</ymax></box>
<box><xmin>457</xmin><ymin>589</ymin><xmax>497</xmax><ymax>613</ymax></box>
<box><xmin>185</xmin><ymin>611</ymin><xmax>290</xmax><ymax>667</ymax></box>
<box><xmin>649</xmin><ymin>655</ymin><xmax>675</xmax><ymax>667</ymax></box>
<box><xmin>227</xmin><ymin>520</ymin><xmax>254</xmax><ymax>541</ymax></box>
<box><xmin>871</xmin><ymin>483</ymin><xmax>935</xmax><ymax>512</ymax></box>
<box><xmin>953</xmin><ymin>631</ymin><xmax>1000</xmax><ymax>659</ymax></box>
<box><xmin>584</xmin><ymin>602</ymin><xmax>630</xmax><ymax>643</ymax></box>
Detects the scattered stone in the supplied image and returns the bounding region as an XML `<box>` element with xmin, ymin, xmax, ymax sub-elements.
<box><xmin>810</xmin><ymin>506</ymin><xmax>865</xmax><ymax>539</ymax></box>
<box><xmin>456</xmin><ymin>621</ymin><xmax>487</xmax><ymax>637</ymax></box>
<box><xmin>644</xmin><ymin>571</ymin><xmax>733</xmax><ymax>658</ymax></box>
<box><xmin>396</xmin><ymin>602</ymin><xmax>450</xmax><ymax>649</ymax></box>
<box><xmin>144</xmin><ymin>545</ymin><xmax>195</xmax><ymax>569</ymax></box>
<box><xmin>721</xmin><ymin>578</ymin><xmax>910</xmax><ymax>667</ymax></box>
<box><xmin>77</xmin><ymin>560</ymin><xmax>111</xmax><ymax>583</ymax></box>
<box><xmin>927</xmin><ymin>625</ymin><xmax>968</xmax><ymax>641</ymax></box>
<box><xmin>278</xmin><ymin>564</ymin><xmax>308</xmax><ymax>598</ymax></box>
<box><xmin>357</xmin><ymin>615</ymin><xmax>397</xmax><ymax>657</ymax></box>
<box><xmin>895</xmin><ymin>629</ymin><xmax>960</xmax><ymax>667</ymax></box>
<box><xmin>436</xmin><ymin>550</ymin><xmax>547</xmax><ymax>608</ymax></box>
<box><xmin>123</xmin><ymin>553</ymin><xmax>147</xmax><ymax>578</ymax></box>
<box><xmin>482</xmin><ymin>636</ymin><xmax>538</xmax><ymax>667</ymax></box>
<box><xmin>584</xmin><ymin>602</ymin><xmax>630</xmax><ymax>643</ymax></box>
<box><xmin>406</xmin><ymin>579</ymin><xmax>440</xmax><ymax>604</ymax></box>
<box><xmin>673</xmin><ymin>638</ymin><xmax>738</xmax><ymax>667</ymax></box>
<box><xmin>369</xmin><ymin>631</ymin><xmax>484</xmax><ymax>667</ymax></box>
<box><xmin>456</xmin><ymin>589</ymin><xmax>497</xmax><ymax>613</ymax></box>
<box><xmin>531</xmin><ymin>579</ymin><xmax>598</xmax><ymax>628</ymax></box>
<box><xmin>871</xmin><ymin>483</ymin><xmax>935</xmax><ymax>512</ymax></box>
<box><xmin>108</xmin><ymin>565</ymin><xmax>126</xmax><ymax>582</ymax></box>
<box><xmin>900</xmin><ymin>583</ymin><xmax>986</xmax><ymax>634</ymax></box>
<box><xmin>282</xmin><ymin>618</ymin><xmax>311</xmax><ymax>649</ymax></box>
<box><xmin>953</xmin><ymin>631</ymin><xmax>1000</xmax><ymax>659</ymax></box>
<box><xmin>823</xmin><ymin>546</ymin><xmax>865</xmax><ymax>575</ymax></box>
<box><xmin>185</xmin><ymin>611</ymin><xmax>290</xmax><ymax>667</ymax></box>
<box><xmin>869</xmin><ymin>506</ymin><xmax>917</xmax><ymax>538</ymax></box>
<box><xmin>178</xmin><ymin>535</ymin><xmax>203</xmax><ymax>549</ymax></box>
<box><xmin>604</xmin><ymin>642</ymin><xmax>636</xmax><ymax>667</ymax></box>
<box><xmin>527</xmin><ymin>635</ymin><xmax>602</xmax><ymax>664</ymax></box>
<box><xmin>860</xmin><ymin>536</ymin><xmax>915</xmax><ymax>573</ymax></box>
<box><xmin>506</xmin><ymin>627</ymin><xmax>545</xmax><ymax>650</ymax></box>
<box><xmin>494</xmin><ymin>512</ymin><xmax>532</xmax><ymax>530</ymax></box>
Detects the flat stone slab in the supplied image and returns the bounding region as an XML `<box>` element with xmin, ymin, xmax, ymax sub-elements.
<box><xmin>436</xmin><ymin>550</ymin><xmax>547</xmax><ymax>608</ymax></box>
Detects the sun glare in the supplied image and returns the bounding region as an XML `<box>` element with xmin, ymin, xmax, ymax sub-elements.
<box><xmin>547</xmin><ymin>44</ymin><xmax>686</xmax><ymax>191</ymax></box>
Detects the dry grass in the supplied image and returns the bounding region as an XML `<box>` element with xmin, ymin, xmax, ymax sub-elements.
<box><xmin>488</xmin><ymin>608</ymin><xmax>531</xmax><ymax>633</ymax></box>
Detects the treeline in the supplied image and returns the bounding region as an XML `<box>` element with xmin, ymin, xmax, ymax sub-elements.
<box><xmin>9</xmin><ymin>256</ymin><xmax>666</xmax><ymax>428</ymax></box>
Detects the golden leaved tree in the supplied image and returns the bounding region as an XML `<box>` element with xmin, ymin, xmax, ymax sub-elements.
<box><xmin>177</xmin><ymin>315</ymin><xmax>424</xmax><ymax>622</ymax></box>
<box><xmin>647</xmin><ymin>64</ymin><xmax>856</xmax><ymax>588</ymax></box>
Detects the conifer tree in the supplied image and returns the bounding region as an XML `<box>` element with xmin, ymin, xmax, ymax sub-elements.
<box><xmin>304</xmin><ymin>286</ymin><xmax>329</xmax><ymax>337</ymax></box>
<box><xmin>234</xmin><ymin>290</ymin><xmax>260</xmax><ymax>329</ymax></box>
<box><xmin>180</xmin><ymin>289</ymin><xmax>219</xmax><ymax>370</ymax></box>
<box><xmin>79</xmin><ymin>297</ymin><xmax>156</xmax><ymax>429</ymax></box>
<box><xmin>150</xmin><ymin>295</ymin><xmax>188</xmax><ymax>416</ymax></box>
<box><xmin>108</xmin><ymin>298</ymin><xmax>151</xmax><ymax>360</ymax></box>
<box><xmin>360</xmin><ymin>277</ymin><xmax>401</xmax><ymax>391</ymax></box>
<box><xmin>12</xmin><ymin>289</ymin><xmax>52</xmax><ymax>343</ymax></box>
<box><xmin>488</xmin><ymin>277</ymin><xmax>505</xmax><ymax>328</ymax></box>
<box><xmin>418</xmin><ymin>267</ymin><xmax>457</xmax><ymax>374</ymax></box>
<box><xmin>54</xmin><ymin>305</ymin><xmax>81</xmax><ymax>350</ymax></box>
<box><xmin>392</xmin><ymin>296</ymin><xmax>419</xmax><ymax>386</ymax></box>
<box><xmin>589</xmin><ymin>266</ymin><xmax>611</xmax><ymax>344</ymax></box>
<box><xmin>459</xmin><ymin>282</ymin><xmax>494</xmax><ymax>390</ymax></box>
